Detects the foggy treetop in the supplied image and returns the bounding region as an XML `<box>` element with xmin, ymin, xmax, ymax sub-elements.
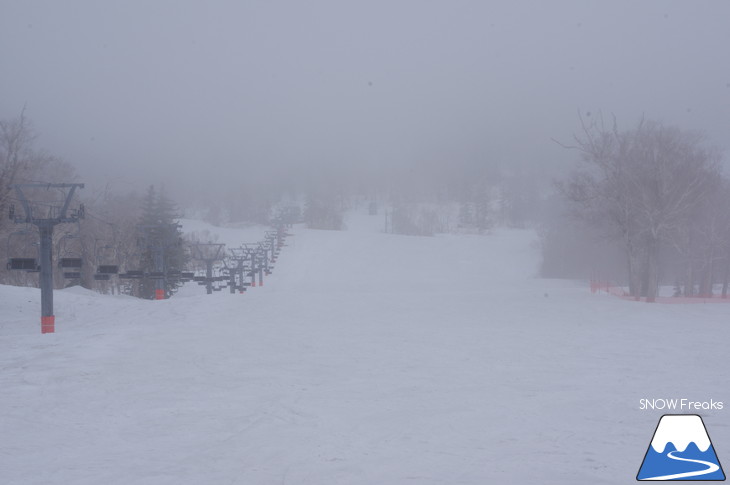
<box><xmin>1</xmin><ymin>1</ymin><xmax>728</xmax><ymax>197</ymax></box>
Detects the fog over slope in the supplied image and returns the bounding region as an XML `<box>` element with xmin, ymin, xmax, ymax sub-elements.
<box><xmin>1</xmin><ymin>1</ymin><xmax>728</xmax><ymax>199</ymax></box>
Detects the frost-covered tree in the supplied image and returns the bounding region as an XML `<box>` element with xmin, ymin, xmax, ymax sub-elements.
<box><xmin>560</xmin><ymin>116</ymin><xmax>720</xmax><ymax>301</ymax></box>
<box><xmin>0</xmin><ymin>111</ymin><xmax>80</xmax><ymax>286</ymax></box>
<box><xmin>0</xmin><ymin>111</ymin><xmax>76</xmax><ymax>231</ymax></box>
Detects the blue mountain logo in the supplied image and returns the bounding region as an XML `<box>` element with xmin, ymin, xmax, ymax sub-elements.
<box><xmin>637</xmin><ymin>414</ymin><xmax>725</xmax><ymax>481</ymax></box>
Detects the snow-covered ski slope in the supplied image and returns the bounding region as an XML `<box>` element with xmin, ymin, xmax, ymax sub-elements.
<box><xmin>1</xmin><ymin>213</ymin><xmax>728</xmax><ymax>484</ymax></box>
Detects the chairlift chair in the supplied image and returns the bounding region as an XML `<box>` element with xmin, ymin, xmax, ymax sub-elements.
<box><xmin>60</xmin><ymin>258</ymin><xmax>83</xmax><ymax>268</ymax></box>
<box><xmin>94</xmin><ymin>241</ymin><xmax>119</xmax><ymax>275</ymax></box>
<box><xmin>8</xmin><ymin>258</ymin><xmax>38</xmax><ymax>271</ymax></box>
<box><xmin>6</xmin><ymin>229</ymin><xmax>39</xmax><ymax>272</ymax></box>
<box><xmin>57</xmin><ymin>234</ymin><xmax>83</xmax><ymax>278</ymax></box>
<box><xmin>119</xmin><ymin>270</ymin><xmax>144</xmax><ymax>279</ymax></box>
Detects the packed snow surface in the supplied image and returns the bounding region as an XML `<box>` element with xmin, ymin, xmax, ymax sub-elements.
<box><xmin>1</xmin><ymin>213</ymin><xmax>728</xmax><ymax>484</ymax></box>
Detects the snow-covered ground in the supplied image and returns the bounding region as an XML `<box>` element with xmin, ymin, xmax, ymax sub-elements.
<box><xmin>1</xmin><ymin>212</ymin><xmax>728</xmax><ymax>484</ymax></box>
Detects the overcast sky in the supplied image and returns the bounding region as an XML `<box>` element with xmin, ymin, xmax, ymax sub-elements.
<box><xmin>1</xmin><ymin>1</ymin><xmax>729</xmax><ymax>196</ymax></box>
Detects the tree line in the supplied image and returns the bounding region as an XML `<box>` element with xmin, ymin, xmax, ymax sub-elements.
<box><xmin>552</xmin><ymin>115</ymin><xmax>729</xmax><ymax>301</ymax></box>
<box><xmin>7</xmin><ymin>109</ymin><xmax>725</xmax><ymax>301</ymax></box>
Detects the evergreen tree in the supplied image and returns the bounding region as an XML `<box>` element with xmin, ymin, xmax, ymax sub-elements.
<box><xmin>137</xmin><ymin>186</ymin><xmax>188</xmax><ymax>299</ymax></box>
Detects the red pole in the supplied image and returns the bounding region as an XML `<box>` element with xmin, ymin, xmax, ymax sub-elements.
<box><xmin>155</xmin><ymin>289</ymin><xmax>165</xmax><ymax>300</ymax></box>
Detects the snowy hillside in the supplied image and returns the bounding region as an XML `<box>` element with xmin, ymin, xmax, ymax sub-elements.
<box><xmin>1</xmin><ymin>212</ymin><xmax>728</xmax><ymax>484</ymax></box>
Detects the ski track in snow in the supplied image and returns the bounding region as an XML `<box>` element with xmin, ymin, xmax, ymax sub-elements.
<box><xmin>1</xmin><ymin>213</ymin><xmax>728</xmax><ymax>484</ymax></box>
<box><xmin>640</xmin><ymin>450</ymin><xmax>720</xmax><ymax>480</ymax></box>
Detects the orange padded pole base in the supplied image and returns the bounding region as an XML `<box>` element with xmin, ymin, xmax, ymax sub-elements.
<box><xmin>41</xmin><ymin>315</ymin><xmax>55</xmax><ymax>334</ymax></box>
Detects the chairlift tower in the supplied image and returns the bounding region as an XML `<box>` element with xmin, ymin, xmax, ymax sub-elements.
<box><xmin>242</xmin><ymin>244</ymin><xmax>261</xmax><ymax>287</ymax></box>
<box><xmin>226</xmin><ymin>248</ymin><xmax>248</xmax><ymax>294</ymax></box>
<box><xmin>9</xmin><ymin>183</ymin><xmax>84</xmax><ymax>334</ymax></box>
<box><xmin>191</xmin><ymin>243</ymin><xmax>225</xmax><ymax>295</ymax></box>
<box><xmin>264</xmin><ymin>231</ymin><xmax>278</xmax><ymax>262</ymax></box>
<box><xmin>256</xmin><ymin>242</ymin><xmax>270</xmax><ymax>280</ymax></box>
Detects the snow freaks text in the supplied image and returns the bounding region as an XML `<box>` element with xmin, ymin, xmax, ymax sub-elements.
<box><xmin>640</xmin><ymin>399</ymin><xmax>724</xmax><ymax>411</ymax></box>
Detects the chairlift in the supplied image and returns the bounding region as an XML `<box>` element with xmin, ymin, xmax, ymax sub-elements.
<box><xmin>94</xmin><ymin>241</ymin><xmax>119</xmax><ymax>275</ymax></box>
<box><xmin>60</xmin><ymin>258</ymin><xmax>83</xmax><ymax>268</ymax></box>
<box><xmin>8</xmin><ymin>258</ymin><xmax>38</xmax><ymax>271</ymax></box>
<box><xmin>6</xmin><ymin>228</ymin><xmax>39</xmax><ymax>271</ymax></box>
<box><xmin>119</xmin><ymin>270</ymin><xmax>144</xmax><ymax>279</ymax></box>
<box><xmin>57</xmin><ymin>234</ymin><xmax>83</xmax><ymax>277</ymax></box>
